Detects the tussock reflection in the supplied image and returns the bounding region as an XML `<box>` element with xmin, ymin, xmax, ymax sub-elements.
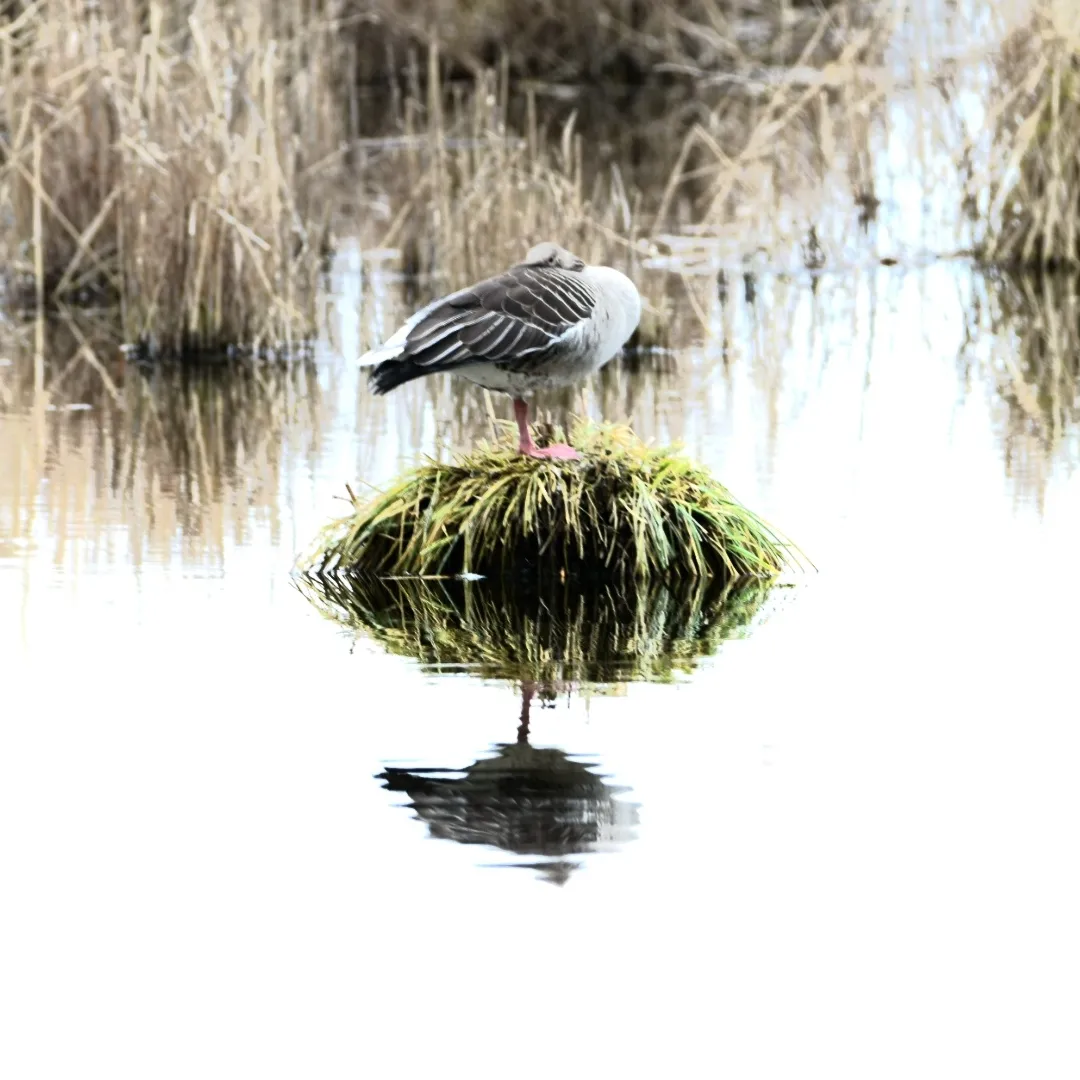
<box><xmin>299</xmin><ymin>572</ymin><xmax>775</xmax><ymax>685</ymax></box>
<box><xmin>300</xmin><ymin>572</ymin><xmax>777</xmax><ymax>882</ymax></box>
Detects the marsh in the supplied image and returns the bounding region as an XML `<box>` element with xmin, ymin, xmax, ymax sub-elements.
<box><xmin>3</xmin><ymin>1</ymin><xmax>1080</xmax><ymax>1078</ymax></box>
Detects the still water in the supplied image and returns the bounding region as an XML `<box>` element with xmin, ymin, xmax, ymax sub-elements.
<box><xmin>3</xmin><ymin>258</ymin><xmax>1079</xmax><ymax>1077</ymax></box>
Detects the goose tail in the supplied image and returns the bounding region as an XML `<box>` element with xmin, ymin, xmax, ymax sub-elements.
<box><xmin>358</xmin><ymin>333</ymin><xmax>418</xmax><ymax>395</ymax></box>
<box><xmin>368</xmin><ymin>355</ymin><xmax>427</xmax><ymax>395</ymax></box>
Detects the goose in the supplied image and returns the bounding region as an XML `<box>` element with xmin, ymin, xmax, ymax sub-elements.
<box><xmin>359</xmin><ymin>242</ymin><xmax>642</xmax><ymax>460</ymax></box>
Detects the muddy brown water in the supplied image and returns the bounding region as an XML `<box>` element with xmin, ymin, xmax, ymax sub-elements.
<box><xmin>3</xmin><ymin>254</ymin><xmax>1079</xmax><ymax>1076</ymax></box>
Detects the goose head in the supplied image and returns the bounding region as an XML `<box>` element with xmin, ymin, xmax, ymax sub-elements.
<box><xmin>523</xmin><ymin>241</ymin><xmax>586</xmax><ymax>272</ymax></box>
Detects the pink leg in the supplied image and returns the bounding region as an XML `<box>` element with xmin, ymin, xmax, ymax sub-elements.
<box><xmin>512</xmin><ymin>398</ymin><xmax>580</xmax><ymax>461</ymax></box>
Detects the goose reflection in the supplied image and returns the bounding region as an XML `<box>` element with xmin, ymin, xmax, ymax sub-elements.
<box><xmin>378</xmin><ymin>683</ymin><xmax>638</xmax><ymax>885</ymax></box>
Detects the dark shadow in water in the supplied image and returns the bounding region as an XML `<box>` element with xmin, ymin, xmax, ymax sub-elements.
<box><xmin>300</xmin><ymin>572</ymin><xmax>781</xmax><ymax>881</ymax></box>
<box><xmin>378</xmin><ymin>684</ymin><xmax>638</xmax><ymax>887</ymax></box>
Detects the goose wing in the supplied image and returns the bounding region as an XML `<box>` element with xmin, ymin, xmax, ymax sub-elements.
<box><xmin>381</xmin><ymin>265</ymin><xmax>598</xmax><ymax>374</ymax></box>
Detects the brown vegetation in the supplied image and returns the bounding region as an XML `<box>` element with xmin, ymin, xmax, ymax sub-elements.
<box><xmin>1</xmin><ymin>0</ymin><xmax>344</xmax><ymax>353</ymax></box>
<box><xmin>3</xmin><ymin>0</ymin><xmax>1080</xmax><ymax>363</ymax></box>
<box><xmin>342</xmin><ymin>0</ymin><xmax>871</xmax><ymax>86</ymax></box>
<box><xmin>979</xmin><ymin>2</ymin><xmax>1080</xmax><ymax>268</ymax></box>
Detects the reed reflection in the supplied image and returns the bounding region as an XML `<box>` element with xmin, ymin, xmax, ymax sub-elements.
<box><xmin>0</xmin><ymin>316</ymin><xmax>330</xmax><ymax>569</ymax></box>
<box><xmin>963</xmin><ymin>271</ymin><xmax>1080</xmax><ymax>507</ymax></box>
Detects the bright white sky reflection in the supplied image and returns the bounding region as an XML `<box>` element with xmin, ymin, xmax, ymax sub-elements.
<box><xmin>2</xmin><ymin>260</ymin><xmax>1079</xmax><ymax>1078</ymax></box>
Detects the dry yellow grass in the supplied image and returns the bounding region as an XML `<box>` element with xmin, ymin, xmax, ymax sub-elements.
<box><xmin>979</xmin><ymin>2</ymin><xmax>1080</xmax><ymax>268</ymax></box>
<box><xmin>6</xmin><ymin>0</ymin><xmax>1080</xmax><ymax>362</ymax></box>
<box><xmin>1</xmin><ymin>0</ymin><xmax>345</xmax><ymax>354</ymax></box>
<box><xmin>356</xmin><ymin>60</ymin><xmax>646</xmax><ymax>287</ymax></box>
<box><xmin>344</xmin><ymin>0</ymin><xmax>867</xmax><ymax>84</ymax></box>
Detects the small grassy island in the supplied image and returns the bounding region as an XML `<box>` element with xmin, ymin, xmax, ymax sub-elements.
<box><xmin>303</xmin><ymin>421</ymin><xmax>802</xmax><ymax>582</ymax></box>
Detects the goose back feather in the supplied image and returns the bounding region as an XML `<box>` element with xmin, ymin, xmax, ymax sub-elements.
<box><xmin>362</xmin><ymin>243</ymin><xmax>640</xmax><ymax>398</ymax></box>
<box><xmin>368</xmin><ymin>264</ymin><xmax>598</xmax><ymax>394</ymax></box>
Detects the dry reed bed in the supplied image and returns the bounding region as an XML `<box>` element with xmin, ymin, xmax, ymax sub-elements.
<box><xmin>343</xmin><ymin>0</ymin><xmax>872</xmax><ymax>87</ymax></box>
<box><xmin>1</xmin><ymin>0</ymin><xmax>344</xmax><ymax>353</ymax></box>
<box><xmin>345</xmin><ymin>12</ymin><xmax>895</xmax><ymax>379</ymax></box>
<box><xmin>0</xmin><ymin>0</ymin><xmax>905</xmax><ymax>365</ymax></box>
<box><xmin>5</xmin><ymin>0</ymin><xmax>1080</xmax><ymax>369</ymax></box>
<box><xmin>364</xmin><ymin>63</ymin><xmax>643</xmax><ymax>284</ymax></box>
<box><xmin>975</xmin><ymin>2</ymin><xmax>1080</xmax><ymax>269</ymax></box>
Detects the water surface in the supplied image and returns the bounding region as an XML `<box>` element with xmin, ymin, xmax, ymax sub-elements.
<box><xmin>3</xmin><ymin>259</ymin><xmax>1079</xmax><ymax>1077</ymax></box>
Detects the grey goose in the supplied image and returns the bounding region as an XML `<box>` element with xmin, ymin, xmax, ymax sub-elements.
<box><xmin>360</xmin><ymin>242</ymin><xmax>642</xmax><ymax>459</ymax></box>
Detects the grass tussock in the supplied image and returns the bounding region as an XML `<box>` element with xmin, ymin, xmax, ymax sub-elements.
<box><xmin>1</xmin><ymin>0</ymin><xmax>343</xmax><ymax>354</ymax></box>
<box><xmin>304</xmin><ymin>421</ymin><xmax>801</xmax><ymax>581</ymax></box>
<box><xmin>298</xmin><ymin>570</ymin><xmax>779</xmax><ymax>685</ymax></box>
<box><xmin>981</xmin><ymin>3</ymin><xmax>1080</xmax><ymax>269</ymax></box>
